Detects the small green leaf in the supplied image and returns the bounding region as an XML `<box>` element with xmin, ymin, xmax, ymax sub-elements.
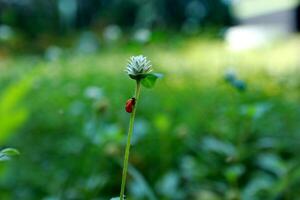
<box><xmin>0</xmin><ymin>148</ymin><xmax>20</xmax><ymax>161</ymax></box>
<box><xmin>1</xmin><ymin>148</ymin><xmax>20</xmax><ymax>156</ymax></box>
<box><xmin>141</xmin><ymin>73</ymin><xmax>163</xmax><ymax>88</ymax></box>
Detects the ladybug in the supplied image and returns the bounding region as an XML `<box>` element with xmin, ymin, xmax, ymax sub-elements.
<box><xmin>125</xmin><ymin>97</ymin><xmax>136</xmax><ymax>113</ymax></box>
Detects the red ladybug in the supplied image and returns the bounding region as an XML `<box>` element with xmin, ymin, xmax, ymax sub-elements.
<box><xmin>125</xmin><ymin>98</ymin><xmax>136</xmax><ymax>113</ymax></box>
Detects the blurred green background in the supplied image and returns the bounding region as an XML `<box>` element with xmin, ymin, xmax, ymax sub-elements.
<box><xmin>0</xmin><ymin>0</ymin><xmax>300</xmax><ymax>199</ymax></box>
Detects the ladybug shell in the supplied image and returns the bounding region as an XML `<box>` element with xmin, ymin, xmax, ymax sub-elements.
<box><xmin>125</xmin><ymin>98</ymin><xmax>136</xmax><ymax>113</ymax></box>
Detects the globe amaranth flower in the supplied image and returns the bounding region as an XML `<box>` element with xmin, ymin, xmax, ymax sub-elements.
<box><xmin>125</xmin><ymin>55</ymin><xmax>152</xmax><ymax>80</ymax></box>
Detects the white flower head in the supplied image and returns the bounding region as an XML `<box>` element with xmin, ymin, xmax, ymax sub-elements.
<box><xmin>125</xmin><ymin>55</ymin><xmax>152</xmax><ymax>79</ymax></box>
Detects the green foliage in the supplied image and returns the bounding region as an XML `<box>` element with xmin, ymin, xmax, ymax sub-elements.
<box><xmin>0</xmin><ymin>36</ymin><xmax>300</xmax><ymax>199</ymax></box>
<box><xmin>0</xmin><ymin>73</ymin><xmax>36</xmax><ymax>144</ymax></box>
<box><xmin>141</xmin><ymin>73</ymin><xmax>163</xmax><ymax>89</ymax></box>
<box><xmin>0</xmin><ymin>148</ymin><xmax>19</xmax><ymax>162</ymax></box>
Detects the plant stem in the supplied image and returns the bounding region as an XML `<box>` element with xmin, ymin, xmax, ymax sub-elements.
<box><xmin>120</xmin><ymin>80</ymin><xmax>141</xmax><ymax>200</ymax></box>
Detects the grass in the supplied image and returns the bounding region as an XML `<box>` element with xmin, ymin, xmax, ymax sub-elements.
<box><xmin>0</xmin><ymin>35</ymin><xmax>300</xmax><ymax>199</ymax></box>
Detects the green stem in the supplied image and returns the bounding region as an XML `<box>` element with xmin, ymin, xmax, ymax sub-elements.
<box><xmin>120</xmin><ymin>80</ymin><xmax>142</xmax><ymax>200</ymax></box>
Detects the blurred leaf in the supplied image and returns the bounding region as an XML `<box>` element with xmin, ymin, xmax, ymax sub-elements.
<box><xmin>1</xmin><ymin>148</ymin><xmax>19</xmax><ymax>156</ymax></box>
<box><xmin>271</xmin><ymin>163</ymin><xmax>300</xmax><ymax>198</ymax></box>
<box><xmin>156</xmin><ymin>171</ymin><xmax>184</xmax><ymax>199</ymax></box>
<box><xmin>202</xmin><ymin>136</ymin><xmax>237</xmax><ymax>157</ymax></box>
<box><xmin>224</xmin><ymin>69</ymin><xmax>236</xmax><ymax>83</ymax></box>
<box><xmin>225</xmin><ymin>164</ymin><xmax>245</xmax><ymax>183</ymax></box>
<box><xmin>180</xmin><ymin>156</ymin><xmax>197</xmax><ymax>180</ymax></box>
<box><xmin>0</xmin><ymin>73</ymin><xmax>36</xmax><ymax>143</ymax></box>
<box><xmin>128</xmin><ymin>164</ymin><xmax>157</xmax><ymax>200</ymax></box>
<box><xmin>141</xmin><ymin>73</ymin><xmax>163</xmax><ymax>88</ymax></box>
<box><xmin>154</xmin><ymin>114</ymin><xmax>170</xmax><ymax>132</ymax></box>
<box><xmin>233</xmin><ymin>79</ymin><xmax>246</xmax><ymax>91</ymax></box>
<box><xmin>256</xmin><ymin>153</ymin><xmax>286</xmax><ymax>177</ymax></box>
<box><xmin>240</xmin><ymin>103</ymin><xmax>272</xmax><ymax>119</ymax></box>
<box><xmin>256</xmin><ymin>137</ymin><xmax>277</xmax><ymax>149</ymax></box>
<box><xmin>131</xmin><ymin>119</ymin><xmax>149</xmax><ymax>144</ymax></box>
<box><xmin>242</xmin><ymin>173</ymin><xmax>275</xmax><ymax>200</ymax></box>
<box><xmin>0</xmin><ymin>148</ymin><xmax>19</xmax><ymax>161</ymax></box>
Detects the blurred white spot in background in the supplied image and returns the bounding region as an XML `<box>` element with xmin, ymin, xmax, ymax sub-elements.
<box><xmin>75</xmin><ymin>31</ymin><xmax>100</xmax><ymax>54</ymax></box>
<box><xmin>225</xmin><ymin>25</ymin><xmax>285</xmax><ymax>51</ymax></box>
<box><xmin>227</xmin><ymin>0</ymin><xmax>298</xmax><ymax>51</ymax></box>
<box><xmin>103</xmin><ymin>24</ymin><xmax>122</xmax><ymax>43</ymax></box>
<box><xmin>58</xmin><ymin>0</ymin><xmax>77</xmax><ymax>29</ymax></box>
<box><xmin>0</xmin><ymin>25</ymin><xmax>14</xmax><ymax>41</ymax></box>
<box><xmin>84</xmin><ymin>86</ymin><xmax>103</xmax><ymax>100</ymax></box>
<box><xmin>44</xmin><ymin>46</ymin><xmax>63</xmax><ymax>61</ymax></box>
<box><xmin>133</xmin><ymin>29</ymin><xmax>151</xmax><ymax>44</ymax></box>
